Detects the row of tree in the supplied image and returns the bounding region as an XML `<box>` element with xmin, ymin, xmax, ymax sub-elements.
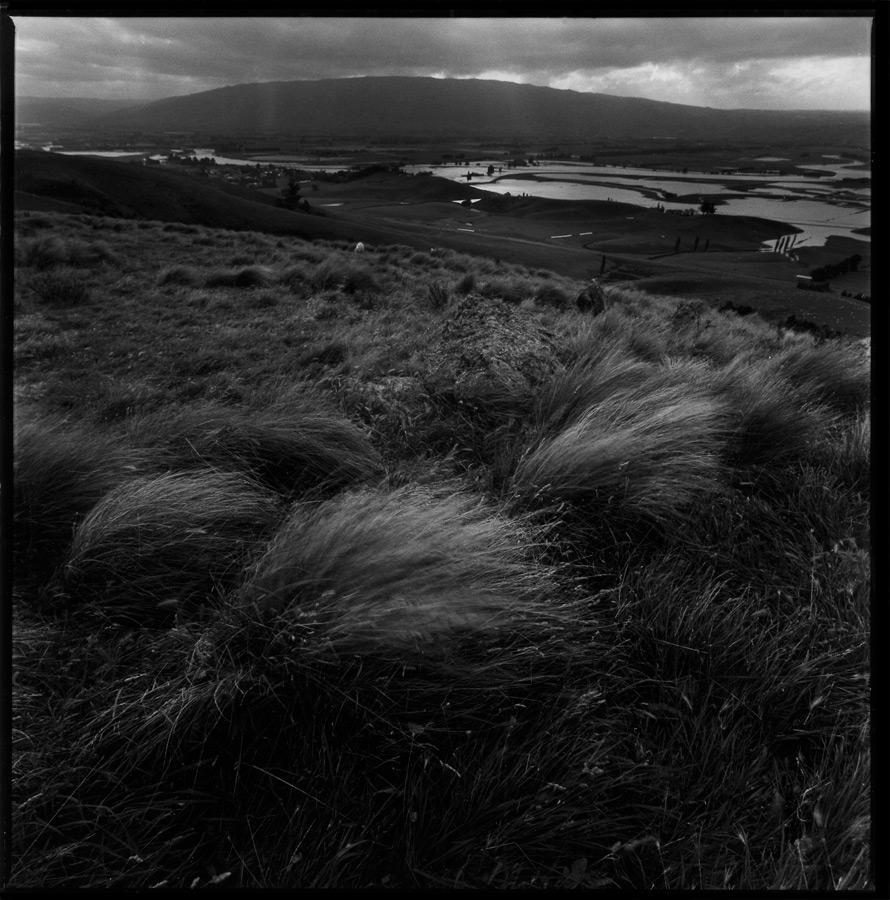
<box><xmin>809</xmin><ymin>254</ymin><xmax>863</xmax><ymax>283</ymax></box>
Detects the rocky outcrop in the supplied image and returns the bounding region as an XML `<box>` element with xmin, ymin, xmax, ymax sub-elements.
<box><xmin>576</xmin><ymin>279</ymin><xmax>607</xmax><ymax>314</ymax></box>
<box><xmin>423</xmin><ymin>293</ymin><xmax>558</xmax><ymax>401</ymax></box>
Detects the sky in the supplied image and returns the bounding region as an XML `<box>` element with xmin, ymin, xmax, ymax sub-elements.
<box><xmin>9</xmin><ymin>14</ymin><xmax>874</xmax><ymax>111</ymax></box>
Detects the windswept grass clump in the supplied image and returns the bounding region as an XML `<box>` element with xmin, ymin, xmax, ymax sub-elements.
<box><xmin>533</xmin><ymin>282</ymin><xmax>572</xmax><ymax>310</ymax></box>
<box><xmin>478</xmin><ymin>276</ymin><xmax>531</xmax><ymax>305</ymax></box>
<box><xmin>510</xmin><ymin>380</ymin><xmax>730</xmax><ymax>527</ymax></box>
<box><xmin>19</xmin><ymin>487</ymin><xmax>587</xmax><ymax>888</ymax></box>
<box><xmin>156</xmin><ymin>264</ymin><xmax>196</xmax><ymax>287</ymax></box>
<box><xmin>531</xmin><ymin>347</ymin><xmax>657</xmax><ymax>434</ymax></box>
<box><xmin>427</xmin><ymin>280</ymin><xmax>450</xmax><ymax>309</ymax></box>
<box><xmin>243</xmin><ymin>485</ymin><xmax>562</xmax><ymax>650</ymax></box>
<box><xmin>25</xmin><ymin>269</ymin><xmax>91</xmax><ymax>306</ymax></box>
<box><xmin>311</xmin><ymin>256</ymin><xmax>380</xmax><ymax>294</ymax></box>
<box><xmin>13</xmin><ymin>416</ymin><xmax>147</xmax><ymax>597</ymax></box>
<box><xmin>127</xmin><ymin>397</ymin><xmax>384</xmax><ymax>500</ymax></box>
<box><xmin>455</xmin><ymin>271</ymin><xmax>476</xmax><ymax>294</ymax></box>
<box><xmin>57</xmin><ymin>471</ymin><xmax>282</xmax><ymax>626</ymax></box>
<box><xmin>714</xmin><ymin>358</ymin><xmax>837</xmax><ymax>470</ymax></box>
<box><xmin>15</xmin><ymin>234</ymin><xmax>117</xmax><ymax>270</ymax></box>
<box><xmin>204</xmin><ymin>265</ymin><xmax>275</xmax><ymax>289</ymax></box>
<box><xmin>771</xmin><ymin>340</ymin><xmax>871</xmax><ymax>415</ymax></box>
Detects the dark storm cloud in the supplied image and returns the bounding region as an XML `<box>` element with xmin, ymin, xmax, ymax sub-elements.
<box><xmin>12</xmin><ymin>15</ymin><xmax>873</xmax><ymax>109</ymax></box>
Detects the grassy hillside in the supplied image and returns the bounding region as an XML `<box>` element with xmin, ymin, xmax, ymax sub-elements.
<box><xmin>10</xmin><ymin>210</ymin><xmax>871</xmax><ymax>889</ymax></box>
<box><xmin>14</xmin><ymin>150</ymin><xmax>350</xmax><ymax>238</ymax></box>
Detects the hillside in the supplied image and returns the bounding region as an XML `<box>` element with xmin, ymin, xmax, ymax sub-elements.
<box><xmin>10</xmin><ymin>210</ymin><xmax>871</xmax><ymax>890</ymax></box>
<box><xmin>13</xmin><ymin>149</ymin><xmax>456</xmax><ymax>247</ymax></box>
<box><xmin>14</xmin><ymin>149</ymin><xmax>337</xmax><ymax>235</ymax></box>
<box><xmin>13</xmin><ymin>150</ymin><xmax>871</xmax><ymax>336</ymax></box>
<box><xmin>91</xmin><ymin>76</ymin><xmax>870</xmax><ymax>145</ymax></box>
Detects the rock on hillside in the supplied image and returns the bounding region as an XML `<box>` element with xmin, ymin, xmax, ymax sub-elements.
<box><xmin>424</xmin><ymin>294</ymin><xmax>559</xmax><ymax>402</ymax></box>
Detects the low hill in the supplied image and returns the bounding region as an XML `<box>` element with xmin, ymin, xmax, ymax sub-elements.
<box><xmin>94</xmin><ymin>77</ymin><xmax>870</xmax><ymax>146</ymax></box>
<box><xmin>13</xmin><ymin>150</ymin><xmax>425</xmax><ymax>246</ymax></box>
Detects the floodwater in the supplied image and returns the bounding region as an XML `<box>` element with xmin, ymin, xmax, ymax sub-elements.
<box><xmin>44</xmin><ymin>146</ymin><xmax>352</xmax><ymax>172</ymax></box>
<box><xmin>403</xmin><ymin>159</ymin><xmax>870</xmax><ymax>248</ymax></box>
<box><xmin>189</xmin><ymin>150</ymin><xmax>351</xmax><ymax>171</ymax></box>
<box><xmin>53</xmin><ymin>149</ymin><xmax>145</xmax><ymax>158</ymax></box>
<box><xmin>30</xmin><ymin>145</ymin><xmax>869</xmax><ymax>249</ymax></box>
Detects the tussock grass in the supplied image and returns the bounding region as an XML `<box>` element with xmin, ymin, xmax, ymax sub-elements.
<box><xmin>242</xmin><ymin>485</ymin><xmax>562</xmax><ymax>650</ymax></box>
<box><xmin>278</xmin><ymin>261</ymin><xmax>313</xmax><ymax>291</ymax></box>
<box><xmin>127</xmin><ymin>397</ymin><xmax>384</xmax><ymax>500</ymax></box>
<box><xmin>427</xmin><ymin>281</ymin><xmax>450</xmax><ymax>309</ymax></box>
<box><xmin>57</xmin><ymin>471</ymin><xmax>282</xmax><ymax>626</ymax></box>
<box><xmin>771</xmin><ymin>341</ymin><xmax>871</xmax><ymax>415</ymax></box>
<box><xmin>15</xmin><ymin>234</ymin><xmax>116</xmax><ymax>269</ymax></box>
<box><xmin>455</xmin><ymin>271</ymin><xmax>476</xmax><ymax>294</ymax></box>
<box><xmin>511</xmin><ymin>381</ymin><xmax>730</xmax><ymax>526</ymax></box>
<box><xmin>13</xmin><ymin>415</ymin><xmax>148</xmax><ymax>597</ymax></box>
<box><xmin>820</xmin><ymin>409</ymin><xmax>870</xmax><ymax>494</ymax></box>
<box><xmin>11</xmin><ymin>211</ymin><xmax>871</xmax><ymax>890</ymax></box>
<box><xmin>478</xmin><ymin>276</ymin><xmax>531</xmax><ymax>305</ymax></box>
<box><xmin>600</xmin><ymin>554</ymin><xmax>869</xmax><ymax>889</ymax></box>
<box><xmin>25</xmin><ymin>268</ymin><xmax>91</xmax><ymax>306</ymax></box>
<box><xmin>532</xmin><ymin>347</ymin><xmax>657</xmax><ymax>434</ymax></box>
<box><xmin>534</xmin><ymin>282</ymin><xmax>572</xmax><ymax>309</ymax></box>
<box><xmin>204</xmin><ymin>265</ymin><xmax>275</xmax><ymax>288</ymax></box>
<box><xmin>311</xmin><ymin>256</ymin><xmax>381</xmax><ymax>294</ymax></box>
<box><xmin>156</xmin><ymin>264</ymin><xmax>196</xmax><ymax>287</ymax></box>
<box><xmin>714</xmin><ymin>358</ymin><xmax>837</xmax><ymax>470</ymax></box>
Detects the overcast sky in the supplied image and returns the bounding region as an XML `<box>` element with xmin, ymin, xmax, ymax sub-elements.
<box><xmin>10</xmin><ymin>15</ymin><xmax>874</xmax><ymax>111</ymax></box>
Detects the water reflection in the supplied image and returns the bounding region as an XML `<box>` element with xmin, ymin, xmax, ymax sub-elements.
<box><xmin>404</xmin><ymin>160</ymin><xmax>870</xmax><ymax>248</ymax></box>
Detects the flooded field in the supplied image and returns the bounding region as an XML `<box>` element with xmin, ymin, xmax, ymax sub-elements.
<box><xmin>404</xmin><ymin>159</ymin><xmax>870</xmax><ymax>248</ymax></box>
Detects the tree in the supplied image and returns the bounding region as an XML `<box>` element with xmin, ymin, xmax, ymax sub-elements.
<box><xmin>699</xmin><ymin>199</ymin><xmax>717</xmax><ymax>215</ymax></box>
<box><xmin>280</xmin><ymin>178</ymin><xmax>301</xmax><ymax>209</ymax></box>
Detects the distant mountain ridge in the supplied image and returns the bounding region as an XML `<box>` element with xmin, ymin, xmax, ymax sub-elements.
<box><xmin>22</xmin><ymin>77</ymin><xmax>869</xmax><ymax>146</ymax></box>
<box><xmin>16</xmin><ymin>97</ymin><xmax>142</xmax><ymax>127</ymax></box>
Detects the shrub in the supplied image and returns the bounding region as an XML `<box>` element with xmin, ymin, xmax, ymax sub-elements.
<box><xmin>58</xmin><ymin>471</ymin><xmax>282</xmax><ymax>626</ymax></box>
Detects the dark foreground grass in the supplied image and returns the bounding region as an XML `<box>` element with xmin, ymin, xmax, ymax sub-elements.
<box><xmin>9</xmin><ymin>211</ymin><xmax>871</xmax><ymax>890</ymax></box>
